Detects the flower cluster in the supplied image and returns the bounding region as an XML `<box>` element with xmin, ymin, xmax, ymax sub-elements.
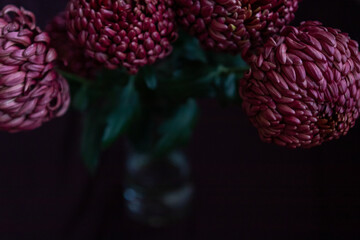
<box><xmin>1</xmin><ymin>1</ymin><xmax>359</xmax><ymax>149</ymax></box>
<box><xmin>0</xmin><ymin>5</ymin><xmax>70</xmax><ymax>132</ymax></box>
<box><xmin>66</xmin><ymin>0</ymin><xmax>178</xmax><ymax>74</ymax></box>
<box><xmin>240</xmin><ymin>21</ymin><xmax>360</xmax><ymax>148</ymax></box>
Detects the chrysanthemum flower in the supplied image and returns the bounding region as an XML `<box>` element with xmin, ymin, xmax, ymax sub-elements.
<box><xmin>0</xmin><ymin>5</ymin><xmax>70</xmax><ymax>132</ymax></box>
<box><xmin>175</xmin><ymin>0</ymin><xmax>300</xmax><ymax>57</ymax></box>
<box><xmin>46</xmin><ymin>12</ymin><xmax>100</xmax><ymax>78</ymax></box>
<box><xmin>66</xmin><ymin>0</ymin><xmax>178</xmax><ymax>74</ymax></box>
<box><xmin>240</xmin><ymin>21</ymin><xmax>360</xmax><ymax>148</ymax></box>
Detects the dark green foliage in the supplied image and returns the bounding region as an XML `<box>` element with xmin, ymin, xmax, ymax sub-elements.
<box><xmin>81</xmin><ymin>108</ymin><xmax>105</xmax><ymax>174</ymax></box>
<box><xmin>59</xmin><ymin>33</ymin><xmax>249</xmax><ymax>173</ymax></box>
<box><xmin>102</xmin><ymin>78</ymin><xmax>140</xmax><ymax>149</ymax></box>
<box><xmin>154</xmin><ymin>99</ymin><xmax>198</xmax><ymax>157</ymax></box>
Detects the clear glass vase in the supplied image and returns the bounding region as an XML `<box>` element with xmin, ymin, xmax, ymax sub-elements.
<box><xmin>123</xmin><ymin>150</ymin><xmax>193</xmax><ymax>227</ymax></box>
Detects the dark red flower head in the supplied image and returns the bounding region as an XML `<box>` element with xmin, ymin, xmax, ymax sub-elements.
<box><xmin>240</xmin><ymin>21</ymin><xmax>360</xmax><ymax>148</ymax></box>
<box><xmin>66</xmin><ymin>0</ymin><xmax>178</xmax><ymax>74</ymax></box>
<box><xmin>175</xmin><ymin>0</ymin><xmax>300</xmax><ymax>57</ymax></box>
<box><xmin>46</xmin><ymin>12</ymin><xmax>100</xmax><ymax>79</ymax></box>
<box><xmin>0</xmin><ymin>5</ymin><xmax>70</xmax><ymax>132</ymax></box>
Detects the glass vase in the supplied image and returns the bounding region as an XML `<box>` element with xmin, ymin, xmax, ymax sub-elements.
<box><xmin>123</xmin><ymin>150</ymin><xmax>193</xmax><ymax>227</ymax></box>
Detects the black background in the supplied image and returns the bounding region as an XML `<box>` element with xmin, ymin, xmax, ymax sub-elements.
<box><xmin>0</xmin><ymin>0</ymin><xmax>360</xmax><ymax>239</ymax></box>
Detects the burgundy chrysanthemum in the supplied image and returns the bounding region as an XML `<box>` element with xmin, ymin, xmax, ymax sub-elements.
<box><xmin>0</xmin><ymin>5</ymin><xmax>70</xmax><ymax>132</ymax></box>
<box><xmin>175</xmin><ymin>0</ymin><xmax>300</xmax><ymax>57</ymax></box>
<box><xmin>66</xmin><ymin>0</ymin><xmax>178</xmax><ymax>74</ymax></box>
<box><xmin>46</xmin><ymin>12</ymin><xmax>100</xmax><ymax>79</ymax></box>
<box><xmin>240</xmin><ymin>21</ymin><xmax>360</xmax><ymax>148</ymax></box>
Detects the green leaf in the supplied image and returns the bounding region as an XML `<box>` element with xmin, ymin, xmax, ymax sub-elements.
<box><xmin>72</xmin><ymin>86</ymin><xmax>89</xmax><ymax>112</ymax></box>
<box><xmin>233</xmin><ymin>55</ymin><xmax>248</xmax><ymax>69</ymax></box>
<box><xmin>224</xmin><ymin>73</ymin><xmax>238</xmax><ymax>99</ymax></box>
<box><xmin>81</xmin><ymin>110</ymin><xmax>105</xmax><ymax>174</ymax></box>
<box><xmin>97</xmin><ymin>68</ymin><xmax>129</xmax><ymax>86</ymax></box>
<box><xmin>207</xmin><ymin>52</ymin><xmax>248</xmax><ymax>69</ymax></box>
<box><xmin>184</xmin><ymin>37</ymin><xmax>207</xmax><ymax>63</ymax></box>
<box><xmin>154</xmin><ymin>99</ymin><xmax>198</xmax><ymax>156</ymax></box>
<box><xmin>102</xmin><ymin>78</ymin><xmax>140</xmax><ymax>149</ymax></box>
<box><xmin>57</xmin><ymin>69</ymin><xmax>90</xmax><ymax>85</ymax></box>
<box><xmin>144</xmin><ymin>68</ymin><xmax>158</xmax><ymax>90</ymax></box>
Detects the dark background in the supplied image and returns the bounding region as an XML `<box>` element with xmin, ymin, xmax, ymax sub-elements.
<box><xmin>0</xmin><ymin>0</ymin><xmax>360</xmax><ymax>239</ymax></box>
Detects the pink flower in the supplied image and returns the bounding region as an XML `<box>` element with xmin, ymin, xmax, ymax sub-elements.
<box><xmin>66</xmin><ymin>0</ymin><xmax>179</xmax><ymax>74</ymax></box>
<box><xmin>175</xmin><ymin>0</ymin><xmax>300</xmax><ymax>57</ymax></box>
<box><xmin>0</xmin><ymin>5</ymin><xmax>70</xmax><ymax>132</ymax></box>
<box><xmin>240</xmin><ymin>21</ymin><xmax>360</xmax><ymax>148</ymax></box>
